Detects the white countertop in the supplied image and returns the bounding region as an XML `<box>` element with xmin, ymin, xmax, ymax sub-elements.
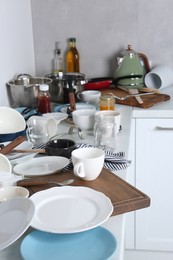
<box><xmin>0</xmin><ymin>104</ymin><xmax>133</xmax><ymax>260</ymax></box>
<box><xmin>132</xmin><ymin>86</ymin><xmax>173</xmax><ymax>118</ymax></box>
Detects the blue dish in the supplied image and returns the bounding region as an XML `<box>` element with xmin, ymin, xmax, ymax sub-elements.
<box><xmin>20</xmin><ymin>227</ymin><xmax>117</xmax><ymax>260</ymax></box>
<box><xmin>0</xmin><ymin>130</ymin><xmax>26</xmax><ymax>142</ymax></box>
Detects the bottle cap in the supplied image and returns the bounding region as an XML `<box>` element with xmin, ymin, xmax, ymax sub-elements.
<box><xmin>39</xmin><ymin>84</ymin><xmax>49</xmax><ymax>91</ymax></box>
<box><xmin>69</xmin><ymin>38</ymin><xmax>76</xmax><ymax>42</ymax></box>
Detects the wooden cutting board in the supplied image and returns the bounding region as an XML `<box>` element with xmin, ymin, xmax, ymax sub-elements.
<box><xmin>17</xmin><ymin>168</ymin><xmax>150</xmax><ymax>216</ymax></box>
<box><xmin>100</xmin><ymin>87</ymin><xmax>170</xmax><ymax>108</ymax></box>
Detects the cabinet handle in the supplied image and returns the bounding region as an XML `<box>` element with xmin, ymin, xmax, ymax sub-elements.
<box><xmin>155</xmin><ymin>126</ymin><xmax>173</xmax><ymax>131</ymax></box>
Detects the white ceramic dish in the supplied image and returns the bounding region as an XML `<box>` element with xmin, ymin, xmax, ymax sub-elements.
<box><xmin>30</xmin><ymin>186</ymin><xmax>113</xmax><ymax>233</ymax></box>
<box><xmin>21</xmin><ymin>227</ymin><xmax>117</xmax><ymax>260</ymax></box>
<box><xmin>2</xmin><ymin>141</ymin><xmax>33</xmax><ymax>160</ymax></box>
<box><xmin>13</xmin><ymin>156</ymin><xmax>69</xmax><ymax>176</ymax></box>
<box><xmin>59</xmin><ymin>103</ymin><xmax>97</xmax><ymax>113</ymax></box>
<box><xmin>77</xmin><ymin>90</ymin><xmax>101</xmax><ymax>103</ymax></box>
<box><xmin>0</xmin><ymin>154</ymin><xmax>12</xmax><ymax>174</ymax></box>
<box><xmin>72</xmin><ymin>109</ymin><xmax>96</xmax><ymax>130</ymax></box>
<box><xmin>0</xmin><ymin>107</ymin><xmax>26</xmax><ymax>134</ymax></box>
<box><xmin>0</xmin><ymin>186</ymin><xmax>29</xmax><ymax>202</ymax></box>
<box><xmin>0</xmin><ymin>198</ymin><xmax>35</xmax><ymax>250</ymax></box>
<box><xmin>42</xmin><ymin>112</ymin><xmax>68</xmax><ymax>123</ymax></box>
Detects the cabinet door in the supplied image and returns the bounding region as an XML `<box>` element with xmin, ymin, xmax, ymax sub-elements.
<box><xmin>135</xmin><ymin>118</ymin><xmax>173</xmax><ymax>251</ymax></box>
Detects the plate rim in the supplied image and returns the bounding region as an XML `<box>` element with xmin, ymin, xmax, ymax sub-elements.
<box><xmin>13</xmin><ymin>156</ymin><xmax>69</xmax><ymax>176</ymax></box>
<box><xmin>30</xmin><ymin>186</ymin><xmax>113</xmax><ymax>233</ymax></box>
<box><xmin>0</xmin><ymin>197</ymin><xmax>35</xmax><ymax>250</ymax></box>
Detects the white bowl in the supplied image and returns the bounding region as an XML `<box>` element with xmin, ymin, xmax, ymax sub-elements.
<box><xmin>0</xmin><ymin>154</ymin><xmax>12</xmax><ymax>174</ymax></box>
<box><xmin>0</xmin><ymin>186</ymin><xmax>29</xmax><ymax>202</ymax></box>
<box><xmin>77</xmin><ymin>90</ymin><xmax>101</xmax><ymax>103</ymax></box>
<box><xmin>0</xmin><ymin>106</ymin><xmax>26</xmax><ymax>134</ymax></box>
<box><xmin>72</xmin><ymin>109</ymin><xmax>96</xmax><ymax>130</ymax></box>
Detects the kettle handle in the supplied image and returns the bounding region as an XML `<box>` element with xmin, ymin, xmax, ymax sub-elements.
<box><xmin>138</xmin><ymin>53</ymin><xmax>151</xmax><ymax>73</ymax></box>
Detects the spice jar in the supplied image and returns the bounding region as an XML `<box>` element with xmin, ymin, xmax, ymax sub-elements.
<box><xmin>99</xmin><ymin>94</ymin><xmax>115</xmax><ymax>110</ymax></box>
<box><xmin>37</xmin><ymin>84</ymin><xmax>51</xmax><ymax>114</ymax></box>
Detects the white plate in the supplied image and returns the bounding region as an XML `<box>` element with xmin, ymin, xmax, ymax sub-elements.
<box><xmin>30</xmin><ymin>186</ymin><xmax>113</xmax><ymax>233</ymax></box>
<box><xmin>0</xmin><ymin>198</ymin><xmax>35</xmax><ymax>250</ymax></box>
<box><xmin>13</xmin><ymin>156</ymin><xmax>69</xmax><ymax>176</ymax></box>
<box><xmin>2</xmin><ymin>141</ymin><xmax>33</xmax><ymax>160</ymax></box>
<box><xmin>42</xmin><ymin>112</ymin><xmax>68</xmax><ymax>123</ymax></box>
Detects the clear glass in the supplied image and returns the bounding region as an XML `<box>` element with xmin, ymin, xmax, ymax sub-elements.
<box><xmin>94</xmin><ymin>114</ymin><xmax>117</xmax><ymax>152</ymax></box>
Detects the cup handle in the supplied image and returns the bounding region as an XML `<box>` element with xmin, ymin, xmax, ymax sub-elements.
<box><xmin>73</xmin><ymin>162</ymin><xmax>85</xmax><ymax>178</ymax></box>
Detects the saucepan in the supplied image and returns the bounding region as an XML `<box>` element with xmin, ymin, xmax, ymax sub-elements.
<box><xmin>82</xmin><ymin>75</ymin><xmax>143</xmax><ymax>90</ymax></box>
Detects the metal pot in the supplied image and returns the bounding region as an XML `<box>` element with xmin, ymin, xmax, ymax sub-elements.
<box><xmin>6</xmin><ymin>74</ymin><xmax>52</xmax><ymax>108</ymax></box>
<box><xmin>46</xmin><ymin>72</ymin><xmax>85</xmax><ymax>103</ymax></box>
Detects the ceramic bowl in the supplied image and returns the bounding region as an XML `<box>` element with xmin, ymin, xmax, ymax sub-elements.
<box><xmin>45</xmin><ymin>139</ymin><xmax>76</xmax><ymax>159</ymax></box>
<box><xmin>72</xmin><ymin>109</ymin><xmax>96</xmax><ymax>130</ymax></box>
<box><xmin>0</xmin><ymin>186</ymin><xmax>29</xmax><ymax>202</ymax></box>
<box><xmin>77</xmin><ymin>90</ymin><xmax>101</xmax><ymax>103</ymax></box>
<box><xmin>0</xmin><ymin>107</ymin><xmax>26</xmax><ymax>134</ymax></box>
<box><xmin>0</xmin><ymin>154</ymin><xmax>12</xmax><ymax>174</ymax></box>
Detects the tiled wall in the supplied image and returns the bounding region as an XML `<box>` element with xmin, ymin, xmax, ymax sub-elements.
<box><xmin>31</xmin><ymin>0</ymin><xmax>173</xmax><ymax>78</ymax></box>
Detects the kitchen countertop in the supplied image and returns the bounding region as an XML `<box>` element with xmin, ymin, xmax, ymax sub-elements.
<box><xmin>132</xmin><ymin>86</ymin><xmax>173</xmax><ymax>118</ymax></box>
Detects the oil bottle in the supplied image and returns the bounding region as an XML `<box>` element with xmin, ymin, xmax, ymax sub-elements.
<box><xmin>66</xmin><ymin>38</ymin><xmax>80</xmax><ymax>72</ymax></box>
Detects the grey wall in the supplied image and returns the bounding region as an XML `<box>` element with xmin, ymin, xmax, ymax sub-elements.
<box><xmin>31</xmin><ymin>0</ymin><xmax>173</xmax><ymax>78</ymax></box>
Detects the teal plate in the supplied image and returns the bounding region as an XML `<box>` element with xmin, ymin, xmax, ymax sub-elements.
<box><xmin>20</xmin><ymin>227</ymin><xmax>117</xmax><ymax>260</ymax></box>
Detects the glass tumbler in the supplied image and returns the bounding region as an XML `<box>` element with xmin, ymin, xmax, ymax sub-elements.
<box><xmin>94</xmin><ymin>114</ymin><xmax>117</xmax><ymax>152</ymax></box>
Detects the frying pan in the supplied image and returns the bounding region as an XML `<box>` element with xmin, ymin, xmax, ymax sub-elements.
<box><xmin>83</xmin><ymin>75</ymin><xmax>142</xmax><ymax>90</ymax></box>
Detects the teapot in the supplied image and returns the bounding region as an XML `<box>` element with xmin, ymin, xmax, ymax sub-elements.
<box><xmin>114</xmin><ymin>45</ymin><xmax>150</xmax><ymax>89</ymax></box>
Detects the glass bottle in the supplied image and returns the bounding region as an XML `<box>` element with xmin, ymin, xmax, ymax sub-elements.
<box><xmin>53</xmin><ymin>41</ymin><xmax>64</xmax><ymax>75</ymax></box>
<box><xmin>66</xmin><ymin>38</ymin><xmax>80</xmax><ymax>72</ymax></box>
<box><xmin>37</xmin><ymin>84</ymin><xmax>51</xmax><ymax>114</ymax></box>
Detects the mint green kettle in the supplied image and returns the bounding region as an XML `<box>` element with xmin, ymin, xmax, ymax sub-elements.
<box><xmin>114</xmin><ymin>45</ymin><xmax>150</xmax><ymax>89</ymax></box>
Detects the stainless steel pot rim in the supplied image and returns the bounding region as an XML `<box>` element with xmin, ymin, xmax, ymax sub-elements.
<box><xmin>6</xmin><ymin>77</ymin><xmax>52</xmax><ymax>87</ymax></box>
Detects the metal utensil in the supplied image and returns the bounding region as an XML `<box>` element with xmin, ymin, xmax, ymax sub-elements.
<box><xmin>17</xmin><ymin>178</ymin><xmax>75</xmax><ymax>187</ymax></box>
<box><xmin>108</xmin><ymin>91</ymin><xmax>154</xmax><ymax>101</ymax></box>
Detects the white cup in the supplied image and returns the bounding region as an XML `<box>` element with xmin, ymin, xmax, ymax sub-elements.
<box><xmin>145</xmin><ymin>65</ymin><xmax>173</xmax><ymax>89</ymax></box>
<box><xmin>72</xmin><ymin>147</ymin><xmax>105</xmax><ymax>181</ymax></box>
<box><xmin>77</xmin><ymin>90</ymin><xmax>101</xmax><ymax>103</ymax></box>
<box><xmin>72</xmin><ymin>109</ymin><xmax>96</xmax><ymax>131</ymax></box>
<box><xmin>95</xmin><ymin>110</ymin><xmax>121</xmax><ymax>134</ymax></box>
<box><xmin>26</xmin><ymin>116</ymin><xmax>57</xmax><ymax>144</ymax></box>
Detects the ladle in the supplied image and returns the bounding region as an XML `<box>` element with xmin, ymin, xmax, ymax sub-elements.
<box><xmin>108</xmin><ymin>91</ymin><xmax>154</xmax><ymax>101</ymax></box>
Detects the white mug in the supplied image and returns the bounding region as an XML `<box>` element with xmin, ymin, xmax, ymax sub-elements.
<box><xmin>145</xmin><ymin>65</ymin><xmax>173</xmax><ymax>89</ymax></box>
<box><xmin>26</xmin><ymin>116</ymin><xmax>57</xmax><ymax>144</ymax></box>
<box><xmin>72</xmin><ymin>109</ymin><xmax>96</xmax><ymax>131</ymax></box>
<box><xmin>72</xmin><ymin>147</ymin><xmax>105</xmax><ymax>181</ymax></box>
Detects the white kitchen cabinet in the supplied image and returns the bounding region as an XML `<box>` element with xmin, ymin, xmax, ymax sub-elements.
<box><xmin>125</xmin><ymin>118</ymin><xmax>173</xmax><ymax>260</ymax></box>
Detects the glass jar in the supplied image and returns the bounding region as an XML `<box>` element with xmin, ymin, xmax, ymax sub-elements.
<box><xmin>99</xmin><ymin>94</ymin><xmax>115</xmax><ymax>110</ymax></box>
<box><xmin>94</xmin><ymin>114</ymin><xmax>116</xmax><ymax>152</ymax></box>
